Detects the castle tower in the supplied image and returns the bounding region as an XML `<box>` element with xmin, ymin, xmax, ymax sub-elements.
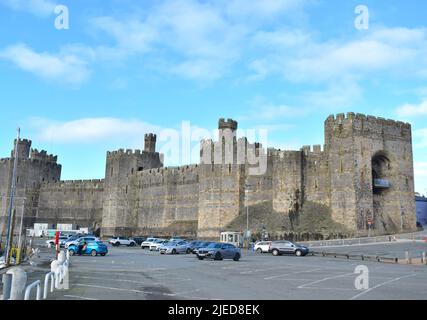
<box><xmin>12</xmin><ymin>139</ymin><xmax>31</xmax><ymax>159</ymax></box>
<box><xmin>102</xmin><ymin>138</ymin><xmax>164</xmax><ymax>237</ymax></box>
<box><xmin>144</xmin><ymin>133</ymin><xmax>157</xmax><ymax>153</ymax></box>
<box><xmin>217</xmin><ymin>118</ymin><xmax>238</xmax><ymax>165</ymax></box>
<box><xmin>324</xmin><ymin>112</ymin><xmax>416</xmax><ymax>235</ymax></box>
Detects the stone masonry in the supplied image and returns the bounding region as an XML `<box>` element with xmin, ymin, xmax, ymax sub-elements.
<box><xmin>0</xmin><ymin>113</ymin><xmax>417</xmax><ymax>239</ymax></box>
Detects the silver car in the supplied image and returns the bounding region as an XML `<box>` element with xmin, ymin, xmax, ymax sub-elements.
<box><xmin>160</xmin><ymin>241</ymin><xmax>189</xmax><ymax>255</ymax></box>
<box><xmin>196</xmin><ymin>243</ymin><xmax>241</xmax><ymax>261</ymax></box>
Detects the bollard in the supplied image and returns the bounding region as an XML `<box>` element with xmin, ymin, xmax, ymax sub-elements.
<box><xmin>422</xmin><ymin>252</ymin><xmax>426</xmax><ymax>265</ymax></box>
<box><xmin>6</xmin><ymin>267</ymin><xmax>27</xmax><ymax>300</ymax></box>
<box><xmin>58</xmin><ymin>251</ymin><xmax>66</xmax><ymax>264</ymax></box>
<box><xmin>405</xmin><ymin>251</ymin><xmax>412</xmax><ymax>264</ymax></box>
<box><xmin>2</xmin><ymin>273</ymin><xmax>12</xmax><ymax>300</ymax></box>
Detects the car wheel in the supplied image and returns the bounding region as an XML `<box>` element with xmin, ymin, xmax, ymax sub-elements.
<box><xmin>272</xmin><ymin>249</ymin><xmax>280</xmax><ymax>256</ymax></box>
<box><xmin>233</xmin><ymin>253</ymin><xmax>241</xmax><ymax>261</ymax></box>
<box><xmin>214</xmin><ymin>252</ymin><xmax>223</xmax><ymax>261</ymax></box>
<box><xmin>186</xmin><ymin>248</ymin><xmax>191</xmax><ymax>254</ymax></box>
<box><xmin>114</xmin><ymin>242</ymin><xmax>120</xmax><ymax>247</ymax></box>
<box><xmin>91</xmin><ymin>250</ymin><xmax>97</xmax><ymax>257</ymax></box>
<box><xmin>172</xmin><ymin>249</ymin><xmax>177</xmax><ymax>255</ymax></box>
<box><xmin>256</xmin><ymin>248</ymin><xmax>263</xmax><ymax>254</ymax></box>
<box><xmin>69</xmin><ymin>249</ymin><xmax>75</xmax><ymax>256</ymax></box>
<box><xmin>295</xmin><ymin>250</ymin><xmax>302</xmax><ymax>257</ymax></box>
<box><xmin>197</xmin><ymin>256</ymin><xmax>204</xmax><ymax>260</ymax></box>
<box><xmin>130</xmin><ymin>242</ymin><xmax>135</xmax><ymax>247</ymax></box>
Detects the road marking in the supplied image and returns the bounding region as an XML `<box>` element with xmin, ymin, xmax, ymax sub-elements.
<box><xmin>264</xmin><ymin>268</ymin><xmax>324</xmax><ymax>280</ymax></box>
<box><xmin>298</xmin><ymin>272</ymin><xmax>355</xmax><ymax>289</ymax></box>
<box><xmin>349</xmin><ymin>273</ymin><xmax>417</xmax><ymax>300</ymax></box>
<box><xmin>63</xmin><ymin>294</ymin><xmax>98</xmax><ymax>300</ymax></box>
<box><xmin>74</xmin><ymin>283</ymin><xmax>200</xmax><ymax>297</ymax></box>
<box><xmin>74</xmin><ymin>275</ymin><xmax>192</xmax><ymax>284</ymax></box>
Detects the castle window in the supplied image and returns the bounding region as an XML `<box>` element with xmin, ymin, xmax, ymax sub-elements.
<box><xmin>111</xmin><ymin>167</ymin><xmax>114</xmax><ymax>177</ymax></box>
<box><xmin>138</xmin><ymin>167</ymin><xmax>144</xmax><ymax>172</ymax></box>
<box><xmin>131</xmin><ymin>168</ymin><xmax>134</xmax><ymax>174</ymax></box>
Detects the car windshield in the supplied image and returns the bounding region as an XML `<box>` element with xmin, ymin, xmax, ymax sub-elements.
<box><xmin>207</xmin><ymin>243</ymin><xmax>222</xmax><ymax>249</ymax></box>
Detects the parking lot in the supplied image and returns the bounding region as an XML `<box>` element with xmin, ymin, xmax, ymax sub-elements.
<box><xmin>46</xmin><ymin>243</ymin><xmax>427</xmax><ymax>300</ymax></box>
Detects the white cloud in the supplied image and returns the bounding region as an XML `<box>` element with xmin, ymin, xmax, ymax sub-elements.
<box><xmin>0</xmin><ymin>44</ymin><xmax>90</xmax><ymax>85</ymax></box>
<box><xmin>249</xmin><ymin>27</ymin><xmax>427</xmax><ymax>83</ymax></box>
<box><xmin>396</xmin><ymin>99</ymin><xmax>427</xmax><ymax>117</ymax></box>
<box><xmin>0</xmin><ymin>0</ymin><xmax>56</xmax><ymax>17</ymax></box>
<box><xmin>31</xmin><ymin>118</ymin><xmax>161</xmax><ymax>144</ymax></box>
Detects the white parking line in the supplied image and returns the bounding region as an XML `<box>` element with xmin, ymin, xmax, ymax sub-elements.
<box><xmin>349</xmin><ymin>273</ymin><xmax>417</xmax><ymax>300</ymax></box>
<box><xmin>297</xmin><ymin>272</ymin><xmax>355</xmax><ymax>289</ymax></box>
<box><xmin>74</xmin><ymin>283</ymin><xmax>201</xmax><ymax>298</ymax></box>
<box><xmin>264</xmin><ymin>268</ymin><xmax>324</xmax><ymax>280</ymax></box>
<box><xmin>74</xmin><ymin>275</ymin><xmax>192</xmax><ymax>285</ymax></box>
<box><xmin>63</xmin><ymin>294</ymin><xmax>98</xmax><ymax>300</ymax></box>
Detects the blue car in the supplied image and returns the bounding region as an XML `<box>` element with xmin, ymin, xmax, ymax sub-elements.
<box><xmin>68</xmin><ymin>241</ymin><xmax>108</xmax><ymax>256</ymax></box>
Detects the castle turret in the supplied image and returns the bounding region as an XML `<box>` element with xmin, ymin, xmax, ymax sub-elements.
<box><xmin>12</xmin><ymin>138</ymin><xmax>31</xmax><ymax>159</ymax></box>
<box><xmin>144</xmin><ymin>133</ymin><xmax>157</xmax><ymax>153</ymax></box>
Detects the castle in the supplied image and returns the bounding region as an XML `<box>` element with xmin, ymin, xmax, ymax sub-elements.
<box><xmin>0</xmin><ymin>113</ymin><xmax>417</xmax><ymax>239</ymax></box>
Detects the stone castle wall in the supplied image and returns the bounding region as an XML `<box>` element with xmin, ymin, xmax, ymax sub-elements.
<box><xmin>0</xmin><ymin>114</ymin><xmax>417</xmax><ymax>239</ymax></box>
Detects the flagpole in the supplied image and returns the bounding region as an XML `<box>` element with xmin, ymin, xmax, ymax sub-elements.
<box><xmin>4</xmin><ymin>128</ymin><xmax>20</xmax><ymax>267</ymax></box>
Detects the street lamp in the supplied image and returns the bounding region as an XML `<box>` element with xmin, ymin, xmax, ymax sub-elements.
<box><xmin>244</xmin><ymin>183</ymin><xmax>252</xmax><ymax>242</ymax></box>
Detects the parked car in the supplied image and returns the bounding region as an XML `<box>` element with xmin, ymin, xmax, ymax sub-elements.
<box><xmin>132</xmin><ymin>237</ymin><xmax>146</xmax><ymax>245</ymax></box>
<box><xmin>109</xmin><ymin>237</ymin><xmax>137</xmax><ymax>247</ymax></box>
<box><xmin>183</xmin><ymin>241</ymin><xmax>203</xmax><ymax>254</ymax></box>
<box><xmin>141</xmin><ymin>238</ymin><xmax>167</xmax><ymax>249</ymax></box>
<box><xmin>160</xmin><ymin>241</ymin><xmax>189</xmax><ymax>255</ymax></box>
<box><xmin>67</xmin><ymin>240</ymin><xmax>108</xmax><ymax>256</ymax></box>
<box><xmin>269</xmin><ymin>241</ymin><xmax>309</xmax><ymax>256</ymax></box>
<box><xmin>141</xmin><ymin>238</ymin><xmax>158</xmax><ymax>249</ymax></box>
<box><xmin>150</xmin><ymin>240</ymin><xmax>169</xmax><ymax>251</ymax></box>
<box><xmin>65</xmin><ymin>236</ymin><xmax>98</xmax><ymax>248</ymax></box>
<box><xmin>254</xmin><ymin>241</ymin><xmax>272</xmax><ymax>253</ymax></box>
<box><xmin>196</xmin><ymin>242</ymin><xmax>241</xmax><ymax>261</ymax></box>
<box><xmin>46</xmin><ymin>236</ymin><xmax>69</xmax><ymax>247</ymax></box>
<box><xmin>192</xmin><ymin>241</ymin><xmax>213</xmax><ymax>254</ymax></box>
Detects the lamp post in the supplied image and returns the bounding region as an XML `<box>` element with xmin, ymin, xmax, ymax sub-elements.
<box><xmin>244</xmin><ymin>183</ymin><xmax>252</xmax><ymax>246</ymax></box>
<box><xmin>4</xmin><ymin>128</ymin><xmax>20</xmax><ymax>267</ymax></box>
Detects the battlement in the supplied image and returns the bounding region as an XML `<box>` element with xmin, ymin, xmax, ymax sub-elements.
<box><xmin>138</xmin><ymin>164</ymin><xmax>200</xmax><ymax>176</ymax></box>
<box><xmin>31</xmin><ymin>149</ymin><xmax>58</xmax><ymax>163</ymax></box>
<box><xmin>43</xmin><ymin>179</ymin><xmax>104</xmax><ymax>187</ymax></box>
<box><xmin>325</xmin><ymin>112</ymin><xmax>411</xmax><ymax>128</ymax></box>
<box><xmin>16</xmin><ymin>138</ymin><xmax>32</xmax><ymax>145</ymax></box>
<box><xmin>218</xmin><ymin>118</ymin><xmax>238</xmax><ymax>131</ymax></box>
<box><xmin>107</xmin><ymin>149</ymin><xmax>151</xmax><ymax>157</ymax></box>
<box><xmin>267</xmin><ymin>148</ymin><xmax>301</xmax><ymax>158</ymax></box>
<box><xmin>301</xmin><ymin>145</ymin><xmax>324</xmax><ymax>155</ymax></box>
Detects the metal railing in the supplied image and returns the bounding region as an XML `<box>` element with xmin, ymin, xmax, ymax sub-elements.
<box><xmin>24</xmin><ymin>280</ymin><xmax>41</xmax><ymax>300</ymax></box>
<box><xmin>43</xmin><ymin>272</ymin><xmax>55</xmax><ymax>299</ymax></box>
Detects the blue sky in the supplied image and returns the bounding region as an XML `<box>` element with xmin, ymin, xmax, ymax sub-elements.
<box><xmin>0</xmin><ymin>0</ymin><xmax>426</xmax><ymax>194</ymax></box>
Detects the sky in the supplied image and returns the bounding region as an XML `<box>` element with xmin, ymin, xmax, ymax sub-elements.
<box><xmin>0</xmin><ymin>0</ymin><xmax>426</xmax><ymax>194</ymax></box>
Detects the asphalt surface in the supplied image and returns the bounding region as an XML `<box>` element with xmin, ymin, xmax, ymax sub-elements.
<box><xmin>42</xmin><ymin>243</ymin><xmax>427</xmax><ymax>300</ymax></box>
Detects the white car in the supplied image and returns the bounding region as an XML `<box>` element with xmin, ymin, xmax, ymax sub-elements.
<box><xmin>149</xmin><ymin>240</ymin><xmax>169</xmax><ymax>251</ymax></box>
<box><xmin>254</xmin><ymin>241</ymin><xmax>272</xmax><ymax>253</ymax></box>
<box><xmin>65</xmin><ymin>236</ymin><xmax>98</xmax><ymax>248</ymax></box>
<box><xmin>141</xmin><ymin>238</ymin><xmax>158</xmax><ymax>249</ymax></box>
<box><xmin>109</xmin><ymin>237</ymin><xmax>137</xmax><ymax>247</ymax></box>
<box><xmin>46</xmin><ymin>236</ymin><xmax>69</xmax><ymax>247</ymax></box>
